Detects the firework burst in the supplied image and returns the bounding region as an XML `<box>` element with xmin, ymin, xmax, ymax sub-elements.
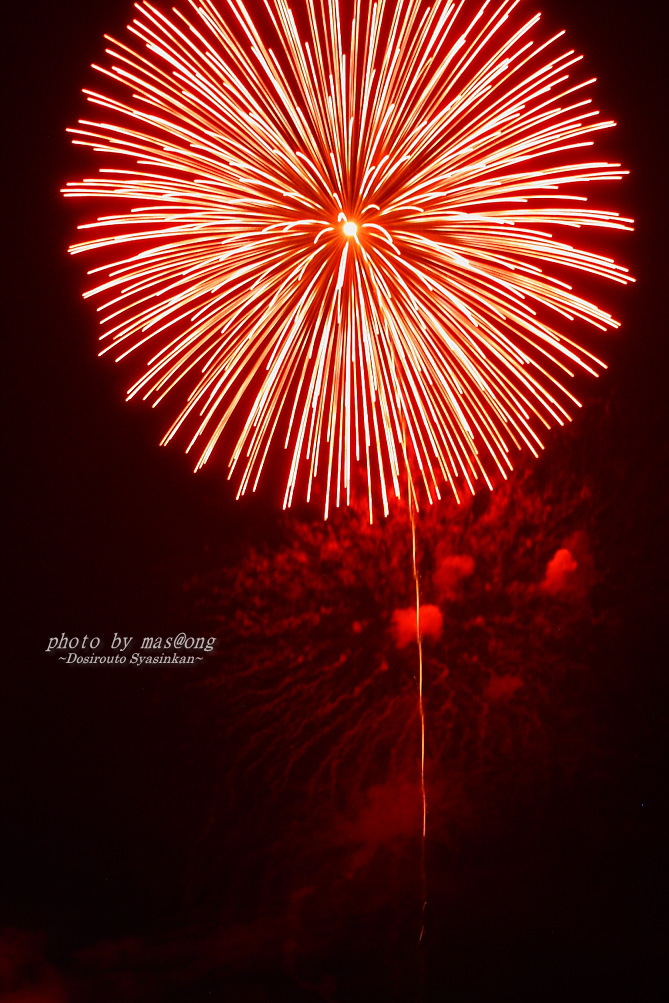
<box><xmin>64</xmin><ymin>0</ymin><xmax>632</xmax><ymax>518</ymax></box>
<box><xmin>186</xmin><ymin>453</ymin><xmax>601</xmax><ymax>799</ymax></box>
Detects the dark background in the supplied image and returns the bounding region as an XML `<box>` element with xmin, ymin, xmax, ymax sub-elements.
<box><xmin>4</xmin><ymin>1</ymin><xmax>668</xmax><ymax>1000</ymax></box>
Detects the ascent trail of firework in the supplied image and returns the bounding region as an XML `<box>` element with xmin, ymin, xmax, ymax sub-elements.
<box><xmin>64</xmin><ymin>0</ymin><xmax>632</xmax><ymax>520</ymax></box>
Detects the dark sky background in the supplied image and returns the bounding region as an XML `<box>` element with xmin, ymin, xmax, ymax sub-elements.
<box><xmin>4</xmin><ymin>1</ymin><xmax>668</xmax><ymax>1000</ymax></box>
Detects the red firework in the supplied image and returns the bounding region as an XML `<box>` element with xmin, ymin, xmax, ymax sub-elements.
<box><xmin>63</xmin><ymin>0</ymin><xmax>632</xmax><ymax>520</ymax></box>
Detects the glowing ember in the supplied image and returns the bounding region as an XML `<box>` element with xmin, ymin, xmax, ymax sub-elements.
<box><xmin>63</xmin><ymin>0</ymin><xmax>632</xmax><ymax>519</ymax></box>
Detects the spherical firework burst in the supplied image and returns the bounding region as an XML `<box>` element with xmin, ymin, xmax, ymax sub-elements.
<box><xmin>63</xmin><ymin>0</ymin><xmax>632</xmax><ymax>518</ymax></box>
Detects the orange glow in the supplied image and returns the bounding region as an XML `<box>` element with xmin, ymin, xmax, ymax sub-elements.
<box><xmin>63</xmin><ymin>0</ymin><xmax>633</xmax><ymax>519</ymax></box>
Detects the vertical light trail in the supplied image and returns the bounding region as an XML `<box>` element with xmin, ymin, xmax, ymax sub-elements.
<box><xmin>398</xmin><ymin>401</ymin><xmax>428</xmax><ymax>944</ymax></box>
<box><xmin>409</xmin><ymin>483</ymin><xmax>428</xmax><ymax>945</ymax></box>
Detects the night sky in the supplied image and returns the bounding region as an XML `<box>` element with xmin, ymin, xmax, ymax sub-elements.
<box><xmin>4</xmin><ymin>1</ymin><xmax>668</xmax><ymax>1000</ymax></box>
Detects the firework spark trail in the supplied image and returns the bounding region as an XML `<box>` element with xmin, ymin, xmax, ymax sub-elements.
<box><xmin>408</xmin><ymin>486</ymin><xmax>428</xmax><ymax>943</ymax></box>
<box><xmin>396</xmin><ymin>394</ymin><xmax>428</xmax><ymax>941</ymax></box>
<box><xmin>64</xmin><ymin>0</ymin><xmax>632</xmax><ymax>521</ymax></box>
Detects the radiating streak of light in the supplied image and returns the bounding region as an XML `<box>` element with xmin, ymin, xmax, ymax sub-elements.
<box><xmin>64</xmin><ymin>0</ymin><xmax>632</xmax><ymax>519</ymax></box>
